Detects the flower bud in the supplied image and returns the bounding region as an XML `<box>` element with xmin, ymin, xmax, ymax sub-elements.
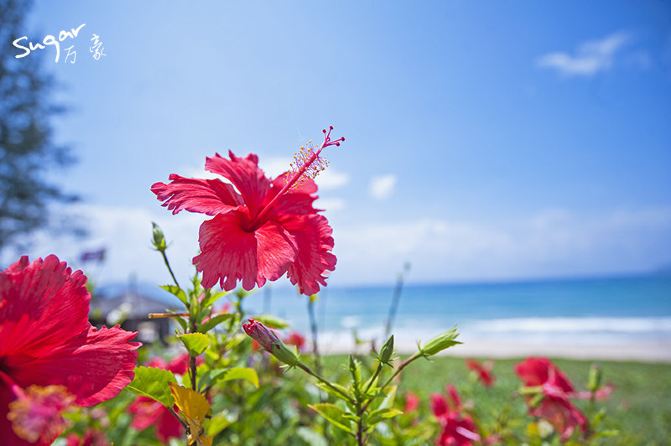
<box><xmin>379</xmin><ymin>335</ymin><xmax>394</xmax><ymax>364</ymax></box>
<box><xmin>420</xmin><ymin>328</ymin><xmax>461</xmax><ymax>357</ymax></box>
<box><xmin>151</xmin><ymin>222</ymin><xmax>167</xmax><ymax>251</ymax></box>
<box><xmin>242</xmin><ymin>319</ymin><xmax>299</xmax><ymax>367</ymax></box>
<box><xmin>587</xmin><ymin>364</ymin><xmax>602</xmax><ymax>393</ymax></box>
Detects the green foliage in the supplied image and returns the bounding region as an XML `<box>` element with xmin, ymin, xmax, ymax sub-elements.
<box><xmin>126</xmin><ymin>366</ymin><xmax>177</xmax><ymax>407</ymax></box>
<box><xmin>179</xmin><ymin>332</ymin><xmax>211</xmax><ymax>355</ymax></box>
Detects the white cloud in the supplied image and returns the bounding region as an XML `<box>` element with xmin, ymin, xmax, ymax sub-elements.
<box><xmin>369</xmin><ymin>174</ymin><xmax>397</xmax><ymax>200</ymax></box>
<box><xmin>9</xmin><ymin>205</ymin><xmax>671</xmax><ymax>288</ymax></box>
<box><xmin>537</xmin><ymin>32</ymin><xmax>630</xmax><ymax>76</ymax></box>
<box><xmin>315</xmin><ymin>197</ymin><xmax>346</xmax><ymax>212</ymax></box>
<box><xmin>331</xmin><ymin>207</ymin><xmax>671</xmax><ymax>284</ymax></box>
<box><xmin>316</xmin><ymin>169</ymin><xmax>350</xmax><ymax>190</ymax></box>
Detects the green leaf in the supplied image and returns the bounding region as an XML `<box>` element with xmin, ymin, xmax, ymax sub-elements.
<box><xmin>367</xmin><ymin>408</ymin><xmax>403</xmax><ymax>425</ymax></box>
<box><xmin>308</xmin><ymin>403</ymin><xmax>353</xmax><ymax>434</ymax></box>
<box><xmin>202</xmin><ymin>290</ymin><xmax>227</xmax><ymax>308</ymax></box>
<box><xmin>160</xmin><ymin>284</ymin><xmax>188</xmax><ymax>306</ymax></box>
<box><xmin>218</xmin><ymin>367</ymin><xmax>259</xmax><ymax>388</ymax></box>
<box><xmin>251</xmin><ymin>314</ymin><xmax>290</xmax><ymax>329</ymax></box>
<box><xmin>296</xmin><ymin>427</ymin><xmax>328</xmax><ymax>446</ymax></box>
<box><xmin>419</xmin><ymin>327</ymin><xmax>461</xmax><ymax>356</ymax></box>
<box><xmin>206</xmin><ymin>414</ymin><xmax>232</xmax><ymax>437</ymax></box>
<box><xmin>199</xmin><ymin>313</ymin><xmax>235</xmax><ymax>333</ymax></box>
<box><xmin>126</xmin><ymin>366</ymin><xmax>177</xmax><ymax>407</ymax></box>
<box><xmin>314</xmin><ymin>382</ymin><xmax>352</xmax><ymax>403</ymax></box>
<box><xmin>179</xmin><ymin>333</ymin><xmax>211</xmax><ymax>355</ymax></box>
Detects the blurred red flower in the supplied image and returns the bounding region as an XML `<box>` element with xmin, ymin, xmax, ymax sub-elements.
<box><xmin>515</xmin><ymin>357</ymin><xmax>588</xmax><ymax>441</ymax></box>
<box><xmin>577</xmin><ymin>383</ymin><xmax>615</xmax><ymax>401</ymax></box>
<box><xmin>151</xmin><ymin>127</ymin><xmax>344</xmax><ymax>295</ymax></box>
<box><xmin>515</xmin><ymin>357</ymin><xmax>574</xmax><ymax>393</ymax></box>
<box><xmin>0</xmin><ymin>255</ymin><xmax>140</xmax><ymax>445</ymax></box>
<box><xmin>465</xmin><ymin>359</ymin><xmax>495</xmax><ymax>387</ymax></box>
<box><xmin>66</xmin><ymin>430</ymin><xmax>109</xmax><ymax>446</ymax></box>
<box><xmin>128</xmin><ymin>353</ymin><xmax>197</xmax><ymax>443</ymax></box>
<box><xmin>404</xmin><ymin>391</ymin><xmax>420</xmax><ymax>413</ymax></box>
<box><xmin>284</xmin><ymin>331</ymin><xmax>307</xmax><ymax>352</ymax></box>
<box><xmin>431</xmin><ymin>385</ymin><xmax>480</xmax><ymax>446</ymax></box>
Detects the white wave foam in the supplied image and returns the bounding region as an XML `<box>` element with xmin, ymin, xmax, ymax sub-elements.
<box><xmin>467</xmin><ymin>317</ymin><xmax>671</xmax><ymax>333</ymax></box>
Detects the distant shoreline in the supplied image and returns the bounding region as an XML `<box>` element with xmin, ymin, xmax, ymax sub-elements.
<box><xmin>319</xmin><ymin>337</ymin><xmax>671</xmax><ymax>363</ymax></box>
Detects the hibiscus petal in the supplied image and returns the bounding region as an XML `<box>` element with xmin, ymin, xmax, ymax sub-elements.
<box><xmin>205</xmin><ymin>152</ymin><xmax>270</xmax><ymax>214</ymax></box>
<box><xmin>283</xmin><ymin>214</ymin><xmax>336</xmax><ymax>295</ymax></box>
<box><xmin>266</xmin><ymin>172</ymin><xmax>318</xmax><ymax>216</ymax></box>
<box><xmin>151</xmin><ymin>174</ymin><xmax>242</xmax><ymax>215</ymax></box>
<box><xmin>0</xmin><ymin>255</ymin><xmax>90</xmax><ymax>358</ymax></box>
<box><xmin>10</xmin><ymin>326</ymin><xmax>140</xmax><ymax>407</ymax></box>
<box><xmin>193</xmin><ymin>211</ymin><xmax>296</xmax><ymax>291</ymax></box>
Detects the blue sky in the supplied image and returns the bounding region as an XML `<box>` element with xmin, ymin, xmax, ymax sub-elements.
<box><xmin>13</xmin><ymin>1</ymin><xmax>671</xmax><ymax>286</ymax></box>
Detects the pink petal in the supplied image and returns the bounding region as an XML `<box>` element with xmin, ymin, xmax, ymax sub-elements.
<box><xmin>283</xmin><ymin>214</ymin><xmax>336</xmax><ymax>295</ymax></box>
<box><xmin>205</xmin><ymin>152</ymin><xmax>271</xmax><ymax>214</ymax></box>
<box><xmin>151</xmin><ymin>174</ymin><xmax>242</xmax><ymax>215</ymax></box>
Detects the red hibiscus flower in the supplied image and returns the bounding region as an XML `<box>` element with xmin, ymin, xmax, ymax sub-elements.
<box><xmin>0</xmin><ymin>255</ymin><xmax>140</xmax><ymax>445</ymax></box>
<box><xmin>515</xmin><ymin>357</ymin><xmax>588</xmax><ymax>441</ymax></box>
<box><xmin>284</xmin><ymin>331</ymin><xmax>307</xmax><ymax>352</ymax></box>
<box><xmin>431</xmin><ymin>385</ymin><xmax>480</xmax><ymax>446</ymax></box>
<box><xmin>465</xmin><ymin>359</ymin><xmax>495</xmax><ymax>387</ymax></box>
<box><xmin>533</xmin><ymin>384</ymin><xmax>588</xmax><ymax>441</ymax></box>
<box><xmin>515</xmin><ymin>357</ymin><xmax>574</xmax><ymax>393</ymax></box>
<box><xmin>151</xmin><ymin>127</ymin><xmax>344</xmax><ymax>295</ymax></box>
<box><xmin>128</xmin><ymin>353</ymin><xmax>196</xmax><ymax>443</ymax></box>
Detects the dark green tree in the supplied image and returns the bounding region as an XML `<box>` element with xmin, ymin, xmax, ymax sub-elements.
<box><xmin>0</xmin><ymin>0</ymin><xmax>82</xmax><ymax>253</ymax></box>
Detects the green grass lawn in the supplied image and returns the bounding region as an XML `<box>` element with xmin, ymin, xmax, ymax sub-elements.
<box><xmin>324</xmin><ymin>355</ymin><xmax>671</xmax><ymax>445</ymax></box>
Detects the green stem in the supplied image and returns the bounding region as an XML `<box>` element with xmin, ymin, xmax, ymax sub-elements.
<box><xmin>297</xmin><ymin>362</ymin><xmax>354</xmax><ymax>404</ymax></box>
<box><xmin>159</xmin><ymin>249</ymin><xmax>181</xmax><ymax>289</ymax></box>
<box><xmin>307</xmin><ymin>297</ymin><xmax>323</xmax><ymax>375</ymax></box>
<box><xmin>362</xmin><ymin>362</ymin><xmax>383</xmax><ymax>396</ymax></box>
<box><xmin>361</xmin><ymin>353</ymin><xmax>421</xmax><ymax>414</ymax></box>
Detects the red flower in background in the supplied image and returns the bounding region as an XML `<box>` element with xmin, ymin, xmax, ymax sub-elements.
<box><xmin>431</xmin><ymin>385</ymin><xmax>480</xmax><ymax>446</ymax></box>
<box><xmin>152</xmin><ymin>127</ymin><xmax>344</xmax><ymax>295</ymax></box>
<box><xmin>0</xmin><ymin>255</ymin><xmax>140</xmax><ymax>445</ymax></box>
<box><xmin>66</xmin><ymin>430</ymin><xmax>109</xmax><ymax>446</ymax></box>
<box><xmin>284</xmin><ymin>331</ymin><xmax>307</xmax><ymax>352</ymax></box>
<box><xmin>515</xmin><ymin>357</ymin><xmax>588</xmax><ymax>441</ymax></box>
<box><xmin>515</xmin><ymin>357</ymin><xmax>574</xmax><ymax>393</ymax></box>
<box><xmin>404</xmin><ymin>391</ymin><xmax>420</xmax><ymax>413</ymax></box>
<box><xmin>465</xmin><ymin>359</ymin><xmax>495</xmax><ymax>387</ymax></box>
<box><xmin>128</xmin><ymin>353</ymin><xmax>197</xmax><ymax>442</ymax></box>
